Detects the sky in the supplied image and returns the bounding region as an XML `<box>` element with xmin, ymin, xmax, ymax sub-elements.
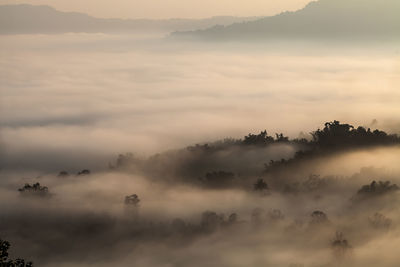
<box><xmin>0</xmin><ymin>0</ymin><xmax>312</xmax><ymax>19</ymax></box>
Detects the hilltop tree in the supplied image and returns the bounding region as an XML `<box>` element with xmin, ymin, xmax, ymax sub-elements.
<box><xmin>312</xmin><ymin>120</ymin><xmax>399</xmax><ymax>149</ymax></box>
<box><xmin>243</xmin><ymin>130</ymin><xmax>274</xmax><ymax>146</ymax></box>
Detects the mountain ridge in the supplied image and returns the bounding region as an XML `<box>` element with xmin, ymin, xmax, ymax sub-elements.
<box><xmin>171</xmin><ymin>0</ymin><xmax>400</xmax><ymax>41</ymax></box>
<box><xmin>0</xmin><ymin>4</ymin><xmax>261</xmax><ymax>35</ymax></box>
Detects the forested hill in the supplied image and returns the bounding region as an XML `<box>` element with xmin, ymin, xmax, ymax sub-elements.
<box><xmin>172</xmin><ymin>0</ymin><xmax>400</xmax><ymax>41</ymax></box>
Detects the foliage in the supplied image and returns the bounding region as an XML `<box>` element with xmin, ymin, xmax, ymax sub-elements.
<box><xmin>110</xmin><ymin>121</ymin><xmax>400</xmax><ymax>187</ymax></box>
<box><xmin>243</xmin><ymin>130</ymin><xmax>275</xmax><ymax>146</ymax></box>
<box><xmin>312</xmin><ymin>120</ymin><xmax>399</xmax><ymax>149</ymax></box>
<box><xmin>0</xmin><ymin>239</ymin><xmax>33</xmax><ymax>267</ymax></box>
<box><xmin>310</xmin><ymin>210</ymin><xmax>328</xmax><ymax>225</ymax></box>
<box><xmin>57</xmin><ymin>171</ymin><xmax>69</xmax><ymax>177</ymax></box>
<box><xmin>355</xmin><ymin>180</ymin><xmax>399</xmax><ymax>199</ymax></box>
<box><xmin>331</xmin><ymin>232</ymin><xmax>351</xmax><ymax>257</ymax></box>
<box><xmin>125</xmin><ymin>194</ymin><xmax>140</xmax><ymax>206</ymax></box>
<box><xmin>368</xmin><ymin>213</ymin><xmax>392</xmax><ymax>229</ymax></box>
<box><xmin>18</xmin><ymin>183</ymin><xmax>49</xmax><ymax>197</ymax></box>
<box><xmin>77</xmin><ymin>169</ymin><xmax>91</xmax><ymax>176</ymax></box>
<box><xmin>254</xmin><ymin>178</ymin><xmax>268</xmax><ymax>191</ymax></box>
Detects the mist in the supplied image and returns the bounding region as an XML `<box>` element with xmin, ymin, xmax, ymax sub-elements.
<box><xmin>1</xmin><ymin>34</ymin><xmax>399</xmax><ymax>172</ymax></box>
<box><xmin>1</xmin><ymin>1</ymin><xmax>400</xmax><ymax>265</ymax></box>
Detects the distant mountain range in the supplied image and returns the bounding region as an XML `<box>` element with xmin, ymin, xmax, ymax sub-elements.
<box><xmin>172</xmin><ymin>0</ymin><xmax>400</xmax><ymax>40</ymax></box>
<box><xmin>0</xmin><ymin>4</ymin><xmax>260</xmax><ymax>35</ymax></box>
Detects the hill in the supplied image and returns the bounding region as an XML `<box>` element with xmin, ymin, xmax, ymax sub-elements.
<box><xmin>0</xmin><ymin>4</ymin><xmax>259</xmax><ymax>35</ymax></box>
<box><xmin>172</xmin><ymin>0</ymin><xmax>400</xmax><ymax>41</ymax></box>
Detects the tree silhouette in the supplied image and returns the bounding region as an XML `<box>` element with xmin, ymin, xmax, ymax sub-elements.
<box><xmin>125</xmin><ymin>194</ymin><xmax>140</xmax><ymax>206</ymax></box>
<box><xmin>228</xmin><ymin>213</ymin><xmax>238</xmax><ymax>224</ymax></box>
<box><xmin>368</xmin><ymin>213</ymin><xmax>392</xmax><ymax>229</ymax></box>
<box><xmin>243</xmin><ymin>130</ymin><xmax>274</xmax><ymax>146</ymax></box>
<box><xmin>0</xmin><ymin>239</ymin><xmax>33</xmax><ymax>267</ymax></box>
<box><xmin>18</xmin><ymin>183</ymin><xmax>50</xmax><ymax>197</ymax></box>
<box><xmin>200</xmin><ymin>211</ymin><xmax>224</xmax><ymax>232</ymax></box>
<box><xmin>268</xmin><ymin>209</ymin><xmax>284</xmax><ymax>221</ymax></box>
<box><xmin>254</xmin><ymin>178</ymin><xmax>268</xmax><ymax>191</ymax></box>
<box><xmin>310</xmin><ymin>210</ymin><xmax>328</xmax><ymax>225</ymax></box>
<box><xmin>77</xmin><ymin>169</ymin><xmax>91</xmax><ymax>176</ymax></box>
<box><xmin>331</xmin><ymin>232</ymin><xmax>351</xmax><ymax>258</ymax></box>
<box><xmin>312</xmin><ymin>120</ymin><xmax>399</xmax><ymax>149</ymax></box>
<box><xmin>57</xmin><ymin>171</ymin><xmax>69</xmax><ymax>177</ymax></box>
<box><xmin>356</xmin><ymin>180</ymin><xmax>399</xmax><ymax>199</ymax></box>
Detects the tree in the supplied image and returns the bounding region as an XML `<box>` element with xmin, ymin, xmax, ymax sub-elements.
<box><xmin>355</xmin><ymin>180</ymin><xmax>399</xmax><ymax>199</ymax></box>
<box><xmin>77</xmin><ymin>169</ymin><xmax>91</xmax><ymax>176</ymax></box>
<box><xmin>368</xmin><ymin>213</ymin><xmax>392</xmax><ymax>229</ymax></box>
<box><xmin>57</xmin><ymin>171</ymin><xmax>69</xmax><ymax>177</ymax></box>
<box><xmin>268</xmin><ymin>209</ymin><xmax>284</xmax><ymax>221</ymax></box>
<box><xmin>201</xmin><ymin>211</ymin><xmax>224</xmax><ymax>232</ymax></box>
<box><xmin>310</xmin><ymin>210</ymin><xmax>328</xmax><ymax>225</ymax></box>
<box><xmin>331</xmin><ymin>232</ymin><xmax>351</xmax><ymax>258</ymax></box>
<box><xmin>254</xmin><ymin>178</ymin><xmax>268</xmax><ymax>191</ymax></box>
<box><xmin>243</xmin><ymin>130</ymin><xmax>274</xmax><ymax>146</ymax></box>
<box><xmin>0</xmin><ymin>239</ymin><xmax>33</xmax><ymax>267</ymax></box>
<box><xmin>125</xmin><ymin>194</ymin><xmax>140</xmax><ymax>206</ymax></box>
<box><xmin>228</xmin><ymin>213</ymin><xmax>238</xmax><ymax>224</ymax></box>
<box><xmin>124</xmin><ymin>194</ymin><xmax>141</xmax><ymax>219</ymax></box>
<box><xmin>18</xmin><ymin>183</ymin><xmax>50</xmax><ymax>198</ymax></box>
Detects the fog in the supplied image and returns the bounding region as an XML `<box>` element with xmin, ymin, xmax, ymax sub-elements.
<box><xmin>1</xmin><ymin>34</ymin><xmax>400</xmax><ymax>172</ymax></box>
<box><xmin>1</xmin><ymin>148</ymin><xmax>400</xmax><ymax>266</ymax></box>
<box><xmin>1</xmin><ymin>32</ymin><xmax>400</xmax><ymax>267</ymax></box>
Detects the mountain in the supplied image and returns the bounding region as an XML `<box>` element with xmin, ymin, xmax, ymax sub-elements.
<box><xmin>172</xmin><ymin>0</ymin><xmax>400</xmax><ymax>40</ymax></box>
<box><xmin>0</xmin><ymin>4</ymin><xmax>260</xmax><ymax>35</ymax></box>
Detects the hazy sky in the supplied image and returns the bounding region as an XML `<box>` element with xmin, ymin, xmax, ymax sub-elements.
<box><xmin>0</xmin><ymin>0</ymin><xmax>312</xmax><ymax>19</ymax></box>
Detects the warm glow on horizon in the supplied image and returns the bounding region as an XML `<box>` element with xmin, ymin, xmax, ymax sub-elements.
<box><xmin>0</xmin><ymin>0</ymin><xmax>312</xmax><ymax>19</ymax></box>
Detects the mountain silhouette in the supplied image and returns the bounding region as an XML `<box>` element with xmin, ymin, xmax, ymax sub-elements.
<box><xmin>0</xmin><ymin>4</ymin><xmax>259</xmax><ymax>35</ymax></box>
<box><xmin>172</xmin><ymin>0</ymin><xmax>400</xmax><ymax>41</ymax></box>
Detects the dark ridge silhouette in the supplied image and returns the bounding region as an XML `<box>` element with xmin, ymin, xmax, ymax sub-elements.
<box><xmin>172</xmin><ymin>0</ymin><xmax>400</xmax><ymax>41</ymax></box>
<box><xmin>112</xmin><ymin>120</ymin><xmax>399</xmax><ymax>189</ymax></box>
<box><xmin>0</xmin><ymin>4</ymin><xmax>260</xmax><ymax>35</ymax></box>
<box><xmin>264</xmin><ymin>120</ymin><xmax>400</xmax><ymax>176</ymax></box>
<box><xmin>0</xmin><ymin>239</ymin><xmax>33</xmax><ymax>266</ymax></box>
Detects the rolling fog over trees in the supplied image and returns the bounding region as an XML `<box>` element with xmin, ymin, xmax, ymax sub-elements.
<box><xmin>1</xmin><ymin>0</ymin><xmax>400</xmax><ymax>266</ymax></box>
